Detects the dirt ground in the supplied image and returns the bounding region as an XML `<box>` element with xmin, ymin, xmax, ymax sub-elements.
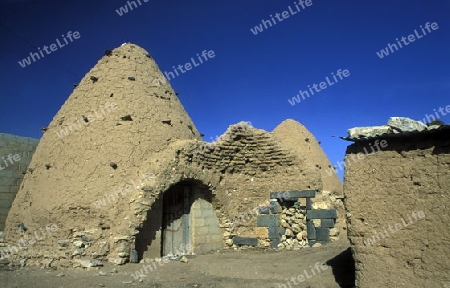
<box><xmin>0</xmin><ymin>239</ymin><xmax>354</xmax><ymax>288</ymax></box>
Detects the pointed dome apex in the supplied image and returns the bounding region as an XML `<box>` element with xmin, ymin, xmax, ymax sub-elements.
<box><xmin>272</xmin><ymin>119</ymin><xmax>306</xmax><ymax>131</ymax></box>
<box><xmin>272</xmin><ymin>119</ymin><xmax>343</xmax><ymax>193</ymax></box>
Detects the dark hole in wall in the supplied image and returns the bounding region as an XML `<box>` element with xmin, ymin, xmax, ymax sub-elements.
<box><xmin>326</xmin><ymin>247</ymin><xmax>356</xmax><ymax>288</ymax></box>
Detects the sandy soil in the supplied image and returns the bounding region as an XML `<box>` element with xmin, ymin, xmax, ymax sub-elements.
<box><xmin>0</xmin><ymin>239</ymin><xmax>354</xmax><ymax>288</ymax></box>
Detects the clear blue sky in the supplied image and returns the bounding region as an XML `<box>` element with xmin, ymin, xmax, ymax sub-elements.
<box><xmin>1</xmin><ymin>0</ymin><xmax>449</xmax><ymax>179</ymax></box>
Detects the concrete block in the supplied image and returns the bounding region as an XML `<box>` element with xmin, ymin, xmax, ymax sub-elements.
<box><xmin>0</xmin><ymin>148</ymin><xmax>11</xmax><ymax>155</ymax></box>
<box><xmin>0</xmin><ymin>171</ymin><xmax>13</xmax><ymax>178</ymax></box>
<box><xmin>208</xmin><ymin>225</ymin><xmax>221</xmax><ymax>235</ymax></box>
<box><xmin>269</xmin><ymin>201</ymin><xmax>282</xmax><ymax>214</ymax></box>
<box><xmin>0</xmin><ymin>201</ymin><xmax>12</xmax><ymax>208</ymax></box>
<box><xmin>27</xmin><ymin>139</ymin><xmax>39</xmax><ymax>146</ymax></box>
<box><xmin>316</xmin><ymin>228</ymin><xmax>330</xmax><ymax>242</ymax></box>
<box><xmin>1</xmin><ymin>134</ymin><xmax>16</xmax><ymax>142</ymax></box>
<box><xmin>19</xmin><ymin>157</ymin><xmax>32</xmax><ymax>165</ymax></box>
<box><xmin>197</xmin><ymin>243</ymin><xmax>213</xmax><ymax>252</ymax></box>
<box><xmin>7</xmin><ymin>142</ymin><xmax>21</xmax><ymax>149</ymax></box>
<box><xmin>268</xmin><ymin>226</ymin><xmax>285</xmax><ymax>239</ymax></box>
<box><xmin>307</xmin><ymin>209</ymin><xmax>337</xmax><ymax>219</ymax></box>
<box><xmin>232</xmin><ymin>237</ymin><xmax>258</xmax><ymax>246</ymax></box>
<box><xmin>195</xmin><ymin>235</ymin><xmax>206</xmax><ymax>244</ymax></box>
<box><xmin>19</xmin><ymin>151</ymin><xmax>31</xmax><ymax>158</ymax></box>
<box><xmin>202</xmin><ymin>209</ymin><xmax>214</xmax><ymax>218</ymax></box>
<box><xmin>307</xmin><ymin>220</ymin><xmax>316</xmax><ymax>240</ymax></box>
<box><xmin>270</xmin><ymin>238</ymin><xmax>280</xmax><ymax>248</ymax></box>
<box><xmin>270</xmin><ymin>190</ymin><xmax>316</xmax><ymax>200</ymax></box>
<box><xmin>257</xmin><ymin>215</ymin><xmax>280</xmax><ymax>227</ymax></box>
<box><xmin>196</xmin><ymin>227</ymin><xmax>209</xmax><ymax>236</ymax></box>
<box><xmin>0</xmin><ymin>215</ymin><xmax>6</xmax><ymax>229</ymax></box>
<box><xmin>0</xmin><ymin>192</ymin><xmax>15</xmax><ymax>201</ymax></box>
<box><xmin>205</xmin><ymin>217</ymin><xmax>218</xmax><ymax>226</ymax></box>
<box><xmin>258</xmin><ymin>206</ymin><xmax>270</xmax><ymax>214</ymax></box>
<box><xmin>321</xmin><ymin>219</ymin><xmax>336</xmax><ymax>228</ymax></box>
<box><xmin>194</xmin><ymin>218</ymin><xmax>205</xmax><ymax>227</ymax></box>
<box><xmin>0</xmin><ymin>207</ymin><xmax>9</xmax><ymax>216</ymax></box>
<box><xmin>306</xmin><ymin>198</ymin><xmax>313</xmax><ymax>210</ymax></box>
<box><xmin>12</xmin><ymin>171</ymin><xmax>25</xmax><ymax>179</ymax></box>
<box><xmin>191</xmin><ymin>208</ymin><xmax>202</xmax><ymax>218</ymax></box>
<box><xmin>211</xmin><ymin>234</ymin><xmax>222</xmax><ymax>243</ymax></box>
<box><xmin>200</xmin><ymin>199</ymin><xmax>211</xmax><ymax>209</ymax></box>
<box><xmin>0</xmin><ymin>177</ymin><xmax>17</xmax><ymax>186</ymax></box>
<box><xmin>212</xmin><ymin>242</ymin><xmax>224</xmax><ymax>250</ymax></box>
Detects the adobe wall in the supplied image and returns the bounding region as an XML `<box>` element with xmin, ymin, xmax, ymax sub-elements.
<box><xmin>1</xmin><ymin>121</ymin><xmax>327</xmax><ymax>267</ymax></box>
<box><xmin>3</xmin><ymin>43</ymin><xmax>204</xmax><ymax>267</ymax></box>
<box><xmin>2</xmin><ymin>43</ymin><xmax>341</xmax><ymax>268</ymax></box>
<box><xmin>343</xmin><ymin>128</ymin><xmax>450</xmax><ymax>287</ymax></box>
<box><xmin>0</xmin><ymin>133</ymin><xmax>39</xmax><ymax>230</ymax></box>
<box><xmin>134</xmin><ymin>121</ymin><xmax>326</xmax><ymax>253</ymax></box>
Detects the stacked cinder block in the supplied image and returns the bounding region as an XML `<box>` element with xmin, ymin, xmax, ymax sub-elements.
<box><xmin>252</xmin><ymin>190</ymin><xmax>338</xmax><ymax>249</ymax></box>
<box><xmin>231</xmin><ymin>202</ymin><xmax>283</xmax><ymax>248</ymax></box>
<box><xmin>0</xmin><ymin>133</ymin><xmax>39</xmax><ymax>230</ymax></box>
<box><xmin>272</xmin><ymin>191</ymin><xmax>313</xmax><ymax>249</ymax></box>
<box><xmin>306</xmin><ymin>209</ymin><xmax>337</xmax><ymax>246</ymax></box>
<box><xmin>256</xmin><ymin>213</ymin><xmax>281</xmax><ymax>248</ymax></box>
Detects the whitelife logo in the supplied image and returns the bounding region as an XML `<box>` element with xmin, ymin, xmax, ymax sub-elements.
<box><xmin>54</xmin><ymin>102</ymin><xmax>118</xmax><ymax>139</ymax></box>
<box><xmin>325</xmin><ymin>140</ymin><xmax>388</xmax><ymax>176</ymax></box>
<box><xmin>288</xmin><ymin>69</ymin><xmax>350</xmax><ymax>106</ymax></box>
<box><xmin>0</xmin><ymin>224</ymin><xmax>59</xmax><ymax>260</ymax></box>
<box><xmin>276</xmin><ymin>262</ymin><xmax>328</xmax><ymax>287</ymax></box>
<box><xmin>0</xmin><ymin>153</ymin><xmax>21</xmax><ymax>171</ymax></box>
<box><xmin>250</xmin><ymin>0</ymin><xmax>313</xmax><ymax>35</ymax></box>
<box><xmin>18</xmin><ymin>31</ymin><xmax>81</xmax><ymax>68</ymax></box>
<box><xmin>418</xmin><ymin>104</ymin><xmax>450</xmax><ymax>125</ymax></box>
<box><xmin>363</xmin><ymin>211</ymin><xmax>425</xmax><ymax>247</ymax></box>
<box><xmin>376</xmin><ymin>22</ymin><xmax>439</xmax><ymax>59</ymax></box>
<box><xmin>163</xmin><ymin>50</ymin><xmax>216</xmax><ymax>82</ymax></box>
<box><xmin>115</xmin><ymin>0</ymin><xmax>149</xmax><ymax>16</ymax></box>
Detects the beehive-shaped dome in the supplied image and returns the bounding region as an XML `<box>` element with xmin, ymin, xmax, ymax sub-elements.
<box><xmin>272</xmin><ymin>119</ymin><xmax>343</xmax><ymax>193</ymax></box>
<box><xmin>5</xmin><ymin>44</ymin><xmax>201</xmax><ymax>251</ymax></box>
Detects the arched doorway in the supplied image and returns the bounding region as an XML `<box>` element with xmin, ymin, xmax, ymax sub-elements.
<box><xmin>135</xmin><ymin>180</ymin><xmax>223</xmax><ymax>261</ymax></box>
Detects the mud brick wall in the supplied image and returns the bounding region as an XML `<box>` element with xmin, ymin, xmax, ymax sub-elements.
<box><xmin>343</xmin><ymin>129</ymin><xmax>450</xmax><ymax>288</ymax></box>
<box><xmin>3</xmin><ymin>44</ymin><xmax>339</xmax><ymax>268</ymax></box>
<box><xmin>0</xmin><ymin>133</ymin><xmax>39</xmax><ymax>230</ymax></box>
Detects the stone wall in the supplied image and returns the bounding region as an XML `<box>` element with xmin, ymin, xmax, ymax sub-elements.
<box><xmin>0</xmin><ymin>133</ymin><xmax>39</xmax><ymax>230</ymax></box>
<box><xmin>343</xmin><ymin>127</ymin><xmax>450</xmax><ymax>287</ymax></box>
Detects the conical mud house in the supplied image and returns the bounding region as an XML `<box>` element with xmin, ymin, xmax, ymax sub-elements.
<box><xmin>3</xmin><ymin>44</ymin><xmax>343</xmax><ymax>267</ymax></box>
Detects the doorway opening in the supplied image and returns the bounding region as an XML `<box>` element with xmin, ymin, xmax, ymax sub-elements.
<box><xmin>134</xmin><ymin>180</ymin><xmax>223</xmax><ymax>261</ymax></box>
<box><xmin>162</xmin><ymin>182</ymin><xmax>191</xmax><ymax>256</ymax></box>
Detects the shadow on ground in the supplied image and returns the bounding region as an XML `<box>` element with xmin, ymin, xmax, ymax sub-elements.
<box><xmin>326</xmin><ymin>247</ymin><xmax>355</xmax><ymax>288</ymax></box>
